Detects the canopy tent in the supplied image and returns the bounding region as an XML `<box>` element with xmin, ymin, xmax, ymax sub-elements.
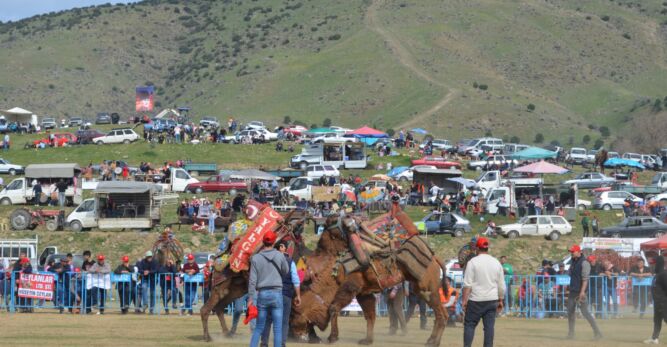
<box><xmin>447</xmin><ymin>177</ymin><xmax>476</xmax><ymax>188</ymax></box>
<box><xmin>346</xmin><ymin>126</ymin><xmax>388</xmax><ymax>138</ymax></box>
<box><xmin>511</xmin><ymin>147</ymin><xmax>558</xmax><ymax>160</ymax></box>
<box><xmin>1</xmin><ymin>107</ymin><xmax>37</xmax><ymax>124</ymax></box>
<box><xmin>229</xmin><ymin>169</ymin><xmax>279</xmax><ymax>181</ymax></box>
<box><xmin>304</xmin><ymin>127</ymin><xmax>336</xmax><ymax>135</ymax></box>
<box><xmin>640</xmin><ymin>235</ymin><xmax>667</xmax><ymax>252</ymax></box>
<box><xmin>25</xmin><ymin>163</ymin><xmax>81</xmax><ymax>178</ymax></box>
<box><xmin>95</xmin><ymin>181</ymin><xmax>158</xmax><ymax>194</ymax></box>
<box><xmin>604</xmin><ymin>158</ymin><xmax>645</xmax><ymax>169</ymax></box>
<box><xmin>387</xmin><ymin>166</ymin><xmax>409</xmax><ymax>177</ymax></box>
<box><xmin>154</xmin><ymin>108</ymin><xmax>181</xmax><ymax>120</ymax></box>
<box><xmin>514</xmin><ymin>160</ymin><xmax>569</xmax><ymax>174</ymax></box>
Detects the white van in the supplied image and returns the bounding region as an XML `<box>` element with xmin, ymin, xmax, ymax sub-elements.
<box><xmin>290</xmin><ymin>141</ymin><xmax>367</xmax><ymax>170</ymax></box>
<box><xmin>503</xmin><ymin>143</ymin><xmax>529</xmax><ymax>154</ymax></box>
<box><xmin>463</xmin><ymin>137</ymin><xmax>504</xmax><ymax>154</ymax></box>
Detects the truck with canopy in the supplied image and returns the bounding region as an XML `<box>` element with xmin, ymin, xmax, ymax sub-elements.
<box><xmin>0</xmin><ymin>163</ymin><xmax>82</xmax><ymax>206</ymax></box>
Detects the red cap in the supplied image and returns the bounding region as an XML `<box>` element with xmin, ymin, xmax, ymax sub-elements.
<box><xmin>263</xmin><ymin>230</ymin><xmax>277</xmax><ymax>244</ymax></box>
<box><xmin>476</xmin><ymin>237</ymin><xmax>489</xmax><ymax>249</ymax></box>
<box><xmin>97</xmin><ymin>254</ymin><xmax>105</xmax><ymax>261</ymax></box>
<box><xmin>122</xmin><ymin>256</ymin><xmax>129</xmax><ymax>263</ymax></box>
<box><xmin>587</xmin><ymin>255</ymin><xmax>596</xmax><ymax>264</ymax></box>
<box><xmin>187</xmin><ymin>254</ymin><xmax>195</xmax><ymax>261</ymax></box>
<box><xmin>74</xmin><ymin>267</ymin><xmax>81</xmax><ymax>273</ymax></box>
<box><xmin>244</xmin><ymin>304</ymin><xmax>258</xmax><ymax>325</ymax></box>
<box><xmin>20</xmin><ymin>258</ymin><xmax>30</xmax><ymax>264</ymax></box>
<box><xmin>569</xmin><ymin>244</ymin><xmax>581</xmax><ymax>253</ymax></box>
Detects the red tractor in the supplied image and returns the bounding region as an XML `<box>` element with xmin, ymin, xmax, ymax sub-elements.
<box><xmin>10</xmin><ymin>208</ymin><xmax>65</xmax><ymax>231</ymax></box>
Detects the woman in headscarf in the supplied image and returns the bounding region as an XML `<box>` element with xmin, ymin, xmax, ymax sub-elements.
<box><xmin>646</xmin><ymin>255</ymin><xmax>667</xmax><ymax>344</ymax></box>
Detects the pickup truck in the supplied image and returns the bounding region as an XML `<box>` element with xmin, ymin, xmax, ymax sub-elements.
<box><xmin>183</xmin><ymin>162</ymin><xmax>217</xmax><ymax>176</ymax></box>
<box><xmin>184</xmin><ymin>175</ymin><xmax>248</xmax><ymax>194</ymax></box>
<box><xmin>475</xmin><ymin>170</ymin><xmax>543</xmax><ymax>194</ymax></box>
<box><xmin>281</xmin><ymin>176</ymin><xmax>341</xmax><ymax>201</ymax></box>
<box><xmin>566</xmin><ymin>147</ymin><xmax>588</xmax><ymax>165</ymax></box>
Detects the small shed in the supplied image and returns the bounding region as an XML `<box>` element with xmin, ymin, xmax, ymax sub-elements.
<box><xmin>94</xmin><ymin>181</ymin><xmax>160</xmax><ymax>228</ymax></box>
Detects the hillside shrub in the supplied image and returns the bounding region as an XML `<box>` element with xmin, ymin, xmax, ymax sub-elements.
<box><xmin>623</xmin><ymin>33</ymin><xmax>631</xmax><ymax>40</ymax></box>
<box><xmin>328</xmin><ymin>34</ymin><xmax>341</xmax><ymax>40</ymax></box>
<box><xmin>322</xmin><ymin>118</ymin><xmax>332</xmax><ymax>127</ymax></box>
<box><xmin>534</xmin><ymin>133</ymin><xmax>544</xmax><ymax>143</ymax></box>
<box><xmin>550</xmin><ymin>140</ymin><xmax>561</xmax><ymax>146</ymax></box>
<box><xmin>601</xmin><ymin>15</ymin><xmax>610</xmax><ymax>21</ymax></box>
<box><xmin>386</xmin><ymin>128</ymin><xmax>395</xmax><ymax>137</ymax></box>
<box><xmin>594</xmin><ymin>139</ymin><xmax>604</xmax><ymax>149</ymax></box>
<box><xmin>582</xmin><ymin>134</ymin><xmax>591</xmax><ymax>144</ymax></box>
<box><xmin>527</xmin><ymin>103</ymin><xmax>535</xmax><ymax>111</ymax></box>
<box><xmin>478</xmin><ymin>84</ymin><xmax>488</xmax><ymax>90</ymax></box>
<box><xmin>599</xmin><ymin>126</ymin><xmax>610</xmax><ymax>137</ymax></box>
<box><xmin>510</xmin><ymin>136</ymin><xmax>520</xmax><ymax>143</ymax></box>
<box><xmin>283</xmin><ymin>116</ymin><xmax>291</xmax><ymax>124</ymax></box>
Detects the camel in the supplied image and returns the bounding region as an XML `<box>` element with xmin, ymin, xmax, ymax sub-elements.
<box><xmin>200</xmin><ymin>214</ymin><xmax>310</xmax><ymax>342</ymax></box>
<box><xmin>291</xmin><ymin>215</ymin><xmax>449</xmax><ymax>347</ymax></box>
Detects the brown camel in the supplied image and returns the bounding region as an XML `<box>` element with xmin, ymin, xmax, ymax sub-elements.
<box><xmin>292</xmin><ymin>216</ymin><xmax>449</xmax><ymax>347</ymax></box>
<box><xmin>200</xmin><ymin>215</ymin><xmax>311</xmax><ymax>342</ymax></box>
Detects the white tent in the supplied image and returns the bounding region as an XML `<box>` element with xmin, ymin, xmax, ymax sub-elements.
<box><xmin>1</xmin><ymin>107</ymin><xmax>38</xmax><ymax>125</ymax></box>
<box><xmin>154</xmin><ymin>108</ymin><xmax>181</xmax><ymax>120</ymax></box>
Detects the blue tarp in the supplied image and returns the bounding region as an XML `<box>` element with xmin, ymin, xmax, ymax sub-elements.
<box><xmin>604</xmin><ymin>158</ymin><xmax>645</xmax><ymax>169</ymax></box>
<box><xmin>511</xmin><ymin>147</ymin><xmax>558</xmax><ymax>160</ymax></box>
<box><xmin>387</xmin><ymin>166</ymin><xmax>409</xmax><ymax>177</ymax></box>
<box><xmin>411</xmin><ymin>128</ymin><xmax>428</xmax><ymax>135</ymax></box>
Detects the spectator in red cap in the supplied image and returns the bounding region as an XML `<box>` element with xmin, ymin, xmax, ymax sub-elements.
<box><xmin>88</xmin><ymin>254</ymin><xmax>111</xmax><ymax>315</ymax></box>
<box><xmin>248</xmin><ymin>230</ymin><xmax>289</xmax><ymax>347</ymax></box>
<box><xmin>462</xmin><ymin>236</ymin><xmax>505</xmax><ymax>347</ymax></box>
<box><xmin>114</xmin><ymin>255</ymin><xmax>133</xmax><ymax>314</ymax></box>
<box><xmin>181</xmin><ymin>253</ymin><xmax>199</xmax><ymax>316</ymax></box>
<box><xmin>566</xmin><ymin>244</ymin><xmax>602</xmax><ymax>340</ymax></box>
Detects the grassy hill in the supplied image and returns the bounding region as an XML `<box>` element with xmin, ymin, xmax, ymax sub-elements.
<box><xmin>2</xmin><ymin>0</ymin><xmax>667</xmax><ymax>148</ymax></box>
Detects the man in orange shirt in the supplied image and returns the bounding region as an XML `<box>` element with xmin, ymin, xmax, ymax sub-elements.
<box><xmin>439</xmin><ymin>277</ymin><xmax>458</xmax><ymax>326</ymax></box>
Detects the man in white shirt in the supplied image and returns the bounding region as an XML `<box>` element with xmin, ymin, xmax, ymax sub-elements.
<box><xmin>461</xmin><ymin>237</ymin><xmax>505</xmax><ymax>347</ymax></box>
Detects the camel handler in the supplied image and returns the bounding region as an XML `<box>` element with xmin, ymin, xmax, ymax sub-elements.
<box><xmin>461</xmin><ymin>237</ymin><xmax>505</xmax><ymax>347</ymax></box>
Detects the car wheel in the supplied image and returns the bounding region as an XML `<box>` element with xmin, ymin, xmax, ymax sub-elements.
<box><xmin>602</xmin><ymin>204</ymin><xmax>612</xmax><ymax>211</ymax></box>
<box><xmin>70</xmin><ymin>220</ymin><xmax>83</xmax><ymax>232</ymax></box>
<box><xmin>123</xmin><ymin>139</ymin><xmax>131</xmax><ymax>144</ymax></box>
<box><xmin>611</xmin><ymin>232</ymin><xmax>621</xmax><ymax>238</ymax></box>
<box><xmin>0</xmin><ymin>198</ymin><xmax>12</xmax><ymax>206</ymax></box>
<box><xmin>577</xmin><ymin>204</ymin><xmax>586</xmax><ymax>211</ymax></box>
<box><xmin>96</xmin><ymin>141</ymin><xmax>104</xmax><ymax>145</ymax></box>
<box><xmin>507</xmin><ymin>230</ymin><xmax>519</xmax><ymax>239</ymax></box>
<box><xmin>548</xmin><ymin>231</ymin><xmax>560</xmax><ymax>241</ymax></box>
<box><xmin>9</xmin><ymin>209</ymin><xmax>31</xmax><ymax>230</ymax></box>
<box><xmin>453</xmin><ymin>229</ymin><xmax>464</xmax><ymax>238</ymax></box>
<box><xmin>399</xmin><ymin>177</ymin><xmax>408</xmax><ymax>182</ymax></box>
<box><xmin>195</xmin><ymin>187</ymin><xmax>203</xmax><ymax>194</ymax></box>
<box><xmin>46</xmin><ymin>220</ymin><xmax>58</xmax><ymax>232</ymax></box>
<box><xmin>299</xmin><ymin>161</ymin><xmax>308</xmax><ymax>170</ymax></box>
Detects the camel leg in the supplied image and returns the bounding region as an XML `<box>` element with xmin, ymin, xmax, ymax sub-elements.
<box><xmin>214</xmin><ymin>301</ymin><xmax>230</xmax><ymax>336</ymax></box>
<box><xmin>328</xmin><ymin>280</ymin><xmax>362</xmax><ymax>344</ymax></box>
<box><xmin>308</xmin><ymin>324</ymin><xmax>322</xmax><ymax>344</ymax></box>
<box><xmin>200</xmin><ymin>289</ymin><xmax>221</xmax><ymax>342</ymax></box>
<box><xmin>425</xmin><ymin>287</ymin><xmax>447</xmax><ymax>347</ymax></box>
<box><xmin>356</xmin><ymin>294</ymin><xmax>377</xmax><ymax>345</ymax></box>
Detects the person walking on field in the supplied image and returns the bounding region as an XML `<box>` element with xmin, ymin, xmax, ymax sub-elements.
<box><xmin>645</xmin><ymin>255</ymin><xmax>667</xmax><ymax>344</ymax></box>
<box><xmin>248</xmin><ymin>230</ymin><xmax>289</xmax><ymax>347</ymax></box>
<box><xmin>581</xmin><ymin>214</ymin><xmax>590</xmax><ymax>238</ymax></box>
<box><xmin>566</xmin><ymin>244</ymin><xmax>602</xmax><ymax>340</ymax></box>
<box><xmin>462</xmin><ymin>237</ymin><xmax>505</xmax><ymax>347</ymax></box>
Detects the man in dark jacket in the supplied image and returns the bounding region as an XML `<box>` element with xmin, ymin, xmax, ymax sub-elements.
<box><xmin>181</xmin><ymin>253</ymin><xmax>200</xmax><ymax>316</ymax></box>
<box><xmin>566</xmin><ymin>245</ymin><xmax>602</xmax><ymax>340</ymax></box>
<box><xmin>49</xmin><ymin>256</ymin><xmax>72</xmax><ymax>313</ymax></box>
<box><xmin>138</xmin><ymin>251</ymin><xmax>158</xmax><ymax>314</ymax></box>
<box><xmin>56</xmin><ymin>179</ymin><xmax>68</xmax><ymax>207</ymax></box>
<box><xmin>646</xmin><ymin>256</ymin><xmax>667</xmax><ymax>344</ymax></box>
<box><xmin>114</xmin><ymin>256</ymin><xmax>133</xmax><ymax>314</ymax></box>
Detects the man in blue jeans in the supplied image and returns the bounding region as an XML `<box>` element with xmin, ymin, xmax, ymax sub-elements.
<box><xmin>138</xmin><ymin>251</ymin><xmax>158</xmax><ymax>314</ymax></box>
<box><xmin>462</xmin><ymin>237</ymin><xmax>505</xmax><ymax>347</ymax></box>
<box><xmin>260</xmin><ymin>241</ymin><xmax>302</xmax><ymax>347</ymax></box>
<box><xmin>181</xmin><ymin>253</ymin><xmax>200</xmax><ymax>316</ymax></box>
<box><xmin>248</xmin><ymin>230</ymin><xmax>289</xmax><ymax>347</ymax></box>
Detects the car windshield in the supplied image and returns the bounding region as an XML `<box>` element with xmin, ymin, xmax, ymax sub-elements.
<box><xmin>572</xmin><ymin>149</ymin><xmax>585</xmax><ymax>155</ymax></box>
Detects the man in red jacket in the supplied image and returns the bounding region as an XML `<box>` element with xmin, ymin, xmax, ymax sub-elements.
<box><xmin>181</xmin><ymin>254</ymin><xmax>199</xmax><ymax>316</ymax></box>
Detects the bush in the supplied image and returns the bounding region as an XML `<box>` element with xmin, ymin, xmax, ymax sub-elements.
<box><xmin>386</xmin><ymin>128</ymin><xmax>395</xmax><ymax>137</ymax></box>
<box><xmin>310</xmin><ymin>123</ymin><xmax>318</xmax><ymax>129</ymax></box>
<box><xmin>527</xmin><ymin>103</ymin><xmax>535</xmax><ymax>112</ymax></box>
<box><xmin>623</xmin><ymin>33</ymin><xmax>631</xmax><ymax>40</ymax></box>
<box><xmin>594</xmin><ymin>139</ymin><xmax>604</xmax><ymax>149</ymax></box>
<box><xmin>599</xmin><ymin>126</ymin><xmax>610</xmax><ymax>137</ymax></box>
<box><xmin>484</xmin><ymin>129</ymin><xmax>493</xmax><ymax>137</ymax></box>
<box><xmin>328</xmin><ymin>34</ymin><xmax>341</xmax><ymax>40</ymax></box>
<box><xmin>283</xmin><ymin>116</ymin><xmax>291</xmax><ymax>124</ymax></box>
<box><xmin>582</xmin><ymin>134</ymin><xmax>591</xmax><ymax>144</ymax></box>
<box><xmin>550</xmin><ymin>140</ymin><xmax>561</xmax><ymax>146</ymax></box>
<box><xmin>534</xmin><ymin>133</ymin><xmax>544</xmax><ymax>143</ymax></box>
<box><xmin>478</xmin><ymin>84</ymin><xmax>488</xmax><ymax>90</ymax></box>
<box><xmin>322</xmin><ymin>118</ymin><xmax>332</xmax><ymax>127</ymax></box>
<box><xmin>601</xmin><ymin>15</ymin><xmax>610</xmax><ymax>21</ymax></box>
<box><xmin>473</xmin><ymin>81</ymin><xmax>478</xmax><ymax>88</ymax></box>
<box><xmin>510</xmin><ymin>136</ymin><xmax>520</xmax><ymax>143</ymax></box>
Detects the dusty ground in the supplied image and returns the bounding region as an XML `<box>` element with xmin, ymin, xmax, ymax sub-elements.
<box><xmin>0</xmin><ymin>312</ymin><xmax>657</xmax><ymax>347</ymax></box>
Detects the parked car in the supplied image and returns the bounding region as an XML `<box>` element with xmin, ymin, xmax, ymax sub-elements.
<box><xmin>456</xmin><ymin>138</ymin><xmax>475</xmax><ymax>155</ymax></box>
<box><xmin>68</xmin><ymin>117</ymin><xmax>84</xmax><ymax>127</ymax></box>
<box><xmin>282</xmin><ymin>125</ymin><xmax>308</xmax><ymax>137</ymax></box>
<box><xmin>566</xmin><ymin>147</ymin><xmax>588</xmax><ymax>165</ymax></box>
<box><xmin>460</xmin><ymin>137</ymin><xmax>504</xmax><ymax>155</ymax></box>
<box><xmin>305</xmin><ymin>164</ymin><xmax>340</xmax><ymax>179</ymax></box>
<box><xmin>622</xmin><ymin>152</ymin><xmax>642</xmax><ymax>162</ymax></box>
<box><xmin>151</xmin><ymin>118</ymin><xmax>177</xmax><ymax>132</ymax></box>
<box><xmin>329</xmin><ymin>126</ymin><xmax>351</xmax><ymax>134</ymax></box>
<box><xmin>0</xmin><ymin>158</ymin><xmax>24</xmax><ymax>175</ymax></box>
<box><xmin>199</xmin><ymin>116</ymin><xmax>220</xmax><ymax>129</ymax></box>
<box><xmin>414</xmin><ymin>211</ymin><xmax>472</xmax><ymax>237</ymax></box>
<box><xmin>392</xmin><ymin>165</ymin><xmax>437</xmax><ymax>182</ymax></box>
<box><xmin>607</xmin><ymin>151</ymin><xmax>620</xmax><ymax>159</ymax></box>
<box><xmin>562</xmin><ymin>172</ymin><xmax>615</xmax><ymax>189</ymax></box>
<box><xmin>600</xmin><ymin>217</ymin><xmax>667</xmax><ymax>238</ymax></box>
<box><xmin>184</xmin><ymin>176</ymin><xmax>248</xmax><ymax>194</ymax></box>
<box><xmin>312</xmin><ymin>133</ymin><xmax>350</xmax><ymax>143</ymax></box>
<box><xmin>95</xmin><ymin>113</ymin><xmax>111</xmax><ymax>125</ymax></box>
<box><xmin>496</xmin><ymin>215</ymin><xmax>572</xmax><ymax>241</ymax></box>
<box><xmin>41</xmin><ymin>117</ymin><xmax>57</xmax><ymax>130</ymax></box>
<box><xmin>94</xmin><ymin>128</ymin><xmax>140</xmax><ymax>145</ymax></box>
<box><xmin>504</xmin><ymin>143</ymin><xmax>530</xmax><ymax>155</ymax></box>
<box><xmin>467</xmin><ymin>155</ymin><xmax>518</xmax><ymax>170</ymax></box>
<box><xmin>76</xmin><ymin>129</ymin><xmax>106</xmax><ymax>144</ymax></box>
<box><xmin>593</xmin><ymin>191</ymin><xmax>642</xmax><ymax>210</ymax></box>
<box><xmin>254</xmin><ymin>128</ymin><xmax>278</xmax><ymax>141</ymax></box>
<box><xmin>245</xmin><ymin>121</ymin><xmax>266</xmax><ymax>130</ymax></box>
<box><xmin>419</xmin><ymin>139</ymin><xmax>453</xmax><ymax>152</ymax></box>
<box><xmin>411</xmin><ymin>156</ymin><xmax>461</xmax><ymax>169</ymax></box>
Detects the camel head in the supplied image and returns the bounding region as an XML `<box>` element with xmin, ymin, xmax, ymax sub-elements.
<box><xmin>316</xmin><ymin>215</ymin><xmax>354</xmax><ymax>255</ymax></box>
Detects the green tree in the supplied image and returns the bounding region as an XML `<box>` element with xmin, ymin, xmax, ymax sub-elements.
<box><xmin>322</xmin><ymin>118</ymin><xmax>332</xmax><ymax>127</ymax></box>
<box><xmin>599</xmin><ymin>126</ymin><xmax>610</xmax><ymax>138</ymax></box>
<box><xmin>534</xmin><ymin>133</ymin><xmax>544</xmax><ymax>143</ymax></box>
<box><xmin>582</xmin><ymin>135</ymin><xmax>591</xmax><ymax>144</ymax></box>
<box><xmin>484</xmin><ymin>129</ymin><xmax>493</xmax><ymax>137</ymax></box>
<box><xmin>510</xmin><ymin>136</ymin><xmax>520</xmax><ymax>143</ymax></box>
<box><xmin>594</xmin><ymin>138</ymin><xmax>604</xmax><ymax>149</ymax></box>
<box><xmin>283</xmin><ymin>116</ymin><xmax>291</xmax><ymax>124</ymax></box>
<box><xmin>527</xmin><ymin>103</ymin><xmax>536</xmax><ymax>112</ymax></box>
<box><xmin>386</xmin><ymin>128</ymin><xmax>395</xmax><ymax>137</ymax></box>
